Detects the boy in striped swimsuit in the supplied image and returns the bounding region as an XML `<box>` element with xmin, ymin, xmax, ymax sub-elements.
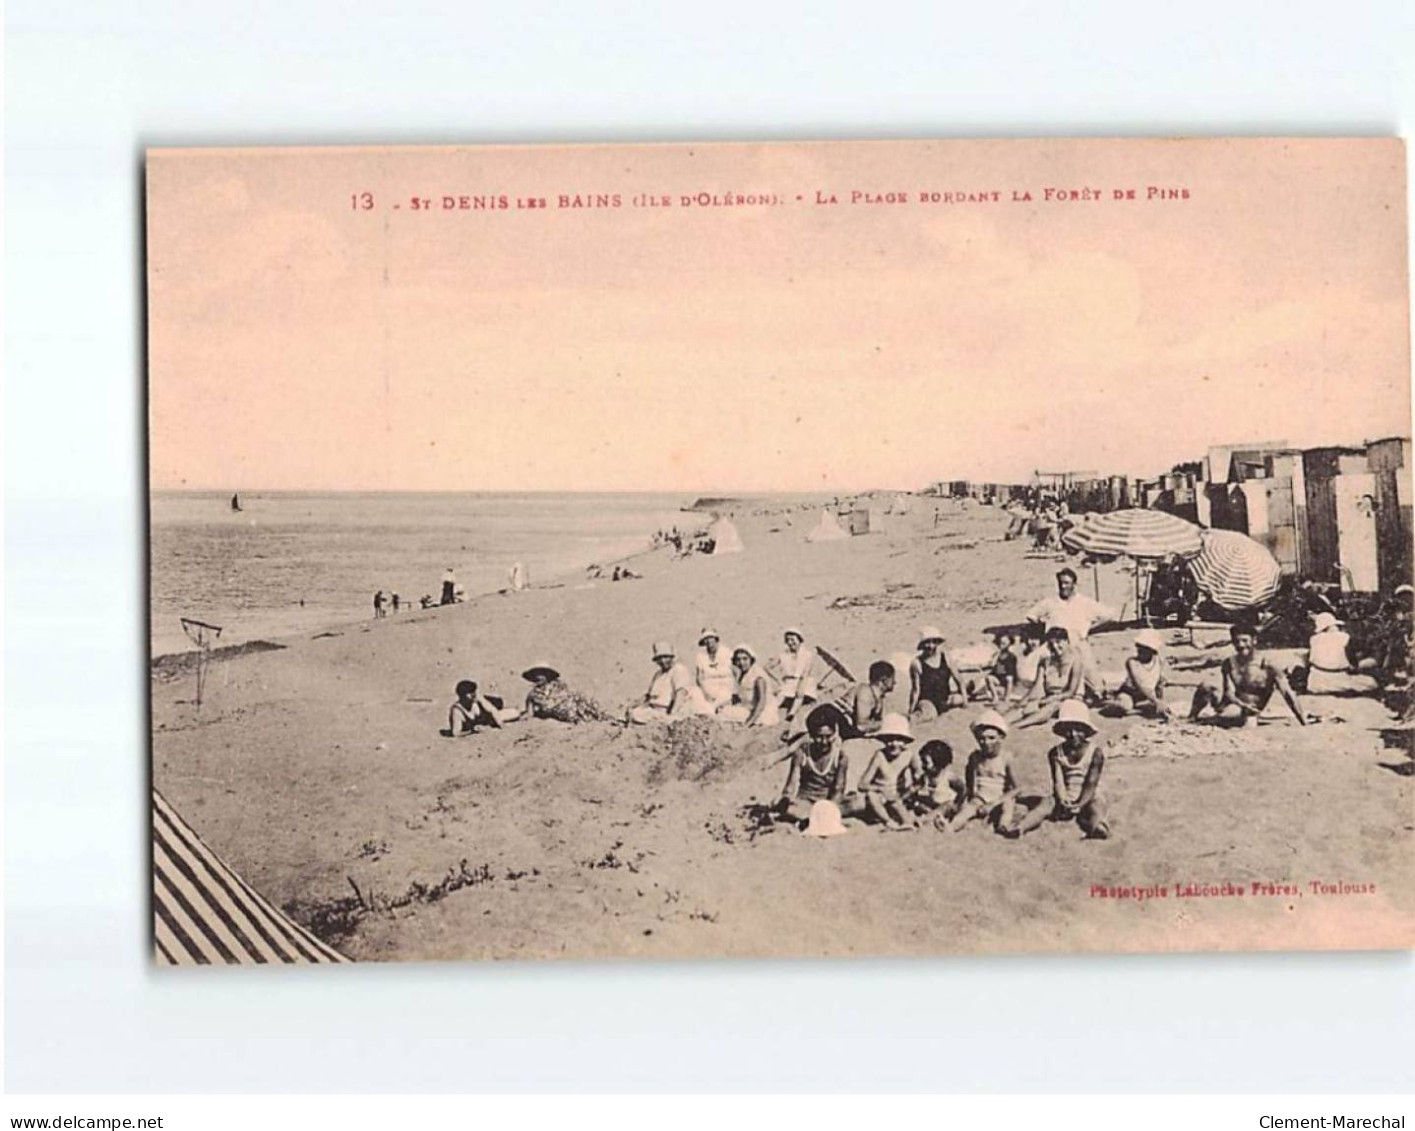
<box><xmin>1012</xmin><ymin>699</ymin><xmax>1110</xmax><ymax>838</ymax></box>
<box><xmin>776</xmin><ymin>705</ymin><xmax>850</xmax><ymax>825</ymax></box>
<box><xmin>944</xmin><ymin>709</ymin><xmax>1022</xmax><ymax>834</ymax></box>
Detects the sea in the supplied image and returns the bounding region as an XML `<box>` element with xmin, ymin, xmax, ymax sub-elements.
<box><xmin>149</xmin><ymin>492</ymin><xmax>701</xmax><ymax>657</ymax></box>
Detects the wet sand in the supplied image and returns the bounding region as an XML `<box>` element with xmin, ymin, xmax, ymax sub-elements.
<box><xmin>150</xmin><ymin>500</ymin><xmax>1415</xmax><ymax>962</ymax></box>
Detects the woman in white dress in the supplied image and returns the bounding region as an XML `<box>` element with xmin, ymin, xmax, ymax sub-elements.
<box><xmin>719</xmin><ymin>644</ymin><xmax>781</xmax><ymax>727</ymax></box>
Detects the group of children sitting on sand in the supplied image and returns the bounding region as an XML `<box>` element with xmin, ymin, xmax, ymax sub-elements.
<box><xmin>775</xmin><ymin>698</ymin><xmax>1109</xmax><ymax>840</ymax></box>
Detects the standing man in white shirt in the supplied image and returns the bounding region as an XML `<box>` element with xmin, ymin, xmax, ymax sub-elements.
<box><xmin>1025</xmin><ymin>567</ymin><xmax>1115</xmax><ymax>695</ymax></box>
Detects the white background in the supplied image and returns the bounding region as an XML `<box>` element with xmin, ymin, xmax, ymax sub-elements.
<box><xmin>5</xmin><ymin>0</ymin><xmax>1415</xmax><ymax>1094</ymax></box>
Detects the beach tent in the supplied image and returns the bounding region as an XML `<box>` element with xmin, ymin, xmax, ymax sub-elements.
<box><xmin>805</xmin><ymin>509</ymin><xmax>848</xmax><ymax>542</ymax></box>
<box><xmin>707</xmin><ymin>516</ymin><xmax>744</xmax><ymax>554</ymax></box>
<box><xmin>153</xmin><ymin>789</ymin><xmax>349</xmax><ymax>966</ymax></box>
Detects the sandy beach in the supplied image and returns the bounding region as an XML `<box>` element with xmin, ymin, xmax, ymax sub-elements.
<box><xmin>150</xmin><ymin>499</ymin><xmax>1415</xmax><ymax>962</ymax></box>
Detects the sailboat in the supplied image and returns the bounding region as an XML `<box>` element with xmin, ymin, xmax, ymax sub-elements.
<box><xmin>230</xmin><ymin>493</ymin><xmax>242</xmax><ymax>512</ymax></box>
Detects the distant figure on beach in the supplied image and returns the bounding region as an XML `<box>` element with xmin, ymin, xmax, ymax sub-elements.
<box><xmin>373</xmin><ymin>590</ymin><xmax>386</xmax><ymax>619</ymax></box>
<box><xmin>693</xmin><ymin>629</ymin><xmax>736</xmax><ymax>713</ymax></box>
<box><xmin>1004</xmin><ymin>501</ymin><xmax>1030</xmax><ymax>541</ymax></box>
<box><xmin>1026</xmin><ymin>567</ymin><xmax>1113</xmax><ymax>695</ymax></box>
<box><xmin>516</xmin><ymin>663</ymin><xmax>610</xmax><ymax>724</ymax></box>
<box><xmin>441</xmin><ymin>568</ymin><xmax>457</xmax><ymax>606</ymax></box>
<box><xmin>508</xmin><ymin>562</ymin><xmax>528</xmax><ymax>592</ymax></box>
<box><xmin>444</xmin><ymin>679</ymin><xmax>515</xmax><ymax>737</ymax></box>
<box><xmin>1010</xmin><ymin>699</ymin><xmax>1110</xmax><ymax>839</ymax></box>
<box><xmin>719</xmin><ymin>644</ymin><xmax>779</xmax><ymax>727</ymax></box>
<box><xmin>768</xmin><ymin>628</ymin><xmax>819</xmax><ymax>725</ymax></box>
<box><xmin>419</xmin><ymin>595</ymin><xmax>435</xmax><ymax>609</ymax></box>
<box><xmin>827</xmin><ymin>660</ymin><xmax>895</xmax><ymax>739</ymax></box>
<box><xmin>1111</xmin><ymin>629</ymin><xmax>1174</xmax><ymax>719</ymax></box>
<box><xmin>391</xmin><ymin>593</ymin><xmax>400</xmax><ymax>614</ymax></box>
<box><xmin>627</xmin><ymin>641</ymin><xmax>704</xmax><ymax>725</ymax></box>
<box><xmin>776</xmin><ymin>705</ymin><xmax>850</xmax><ymax>824</ymax></box>
<box><xmin>908</xmin><ymin>626</ymin><xmax>965</xmax><ymax>719</ymax></box>
<box><xmin>1189</xmin><ymin>623</ymin><xmax>1307</xmax><ymax>727</ymax></box>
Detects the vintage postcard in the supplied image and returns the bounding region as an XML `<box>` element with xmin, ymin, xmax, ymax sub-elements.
<box><xmin>147</xmin><ymin>139</ymin><xmax>1413</xmax><ymax>966</ymax></box>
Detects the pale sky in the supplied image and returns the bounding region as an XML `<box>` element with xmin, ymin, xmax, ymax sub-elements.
<box><xmin>147</xmin><ymin>139</ymin><xmax>1410</xmax><ymax>493</ymax></box>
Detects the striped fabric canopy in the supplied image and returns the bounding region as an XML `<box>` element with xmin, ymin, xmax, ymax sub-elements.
<box><xmin>1187</xmin><ymin>529</ymin><xmax>1283</xmax><ymax>611</ymax></box>
<box><xmin>1060</xmin><ymin>508</ymin><xmax>1203</xmax><ymax>559</ymax></box>
<box><xmin>153</xmin><ymin>789</ymin><xmax>348</xmax><ymax>966</ymax></box>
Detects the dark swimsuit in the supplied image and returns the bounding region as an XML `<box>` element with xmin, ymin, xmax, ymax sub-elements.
<box><xmin>917</xmin><ymin>657</ymin><xmax>955</xmax><ymax>712</ymax></box>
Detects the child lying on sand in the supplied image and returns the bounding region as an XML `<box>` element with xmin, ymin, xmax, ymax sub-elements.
<box><xmin>444</xmin><ymin>679</ymin><xmax>515</xmax><ymax>736</ymax></box>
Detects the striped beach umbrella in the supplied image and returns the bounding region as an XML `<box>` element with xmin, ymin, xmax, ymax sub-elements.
<box><xmin>153</xmin><ymin>789</ymin><xmax>349</xmax><ymax>966</ymax></box>
<box><xmin>1187</xmin><ymin>529</ymin><xmax>1282</xmax><ymax>611</ymax></box>
<box><xmin>1060</xmin><ymin>508</ymin><xmax>1203</xmax><ymax>559</ymax></box>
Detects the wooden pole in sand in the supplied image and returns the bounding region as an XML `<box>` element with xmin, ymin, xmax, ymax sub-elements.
<box><xmin>180</xmin><ymin>618</ymin><xmax>223</xmax><ymax>709</ymax></box>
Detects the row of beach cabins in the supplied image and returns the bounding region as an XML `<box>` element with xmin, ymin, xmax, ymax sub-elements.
<box><xmin>930</xmin><ymin>436</ymin><xmax>1413</xmax><ymax>597</ymax></box>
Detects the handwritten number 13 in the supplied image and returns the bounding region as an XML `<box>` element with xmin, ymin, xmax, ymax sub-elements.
<box><xmin>351</xmin><ymin>192</ymin><xmax>375</xmax><ymax>211</ymax></box>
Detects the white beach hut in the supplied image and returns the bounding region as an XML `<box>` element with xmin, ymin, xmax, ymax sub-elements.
<box><xmin>805</xmin><ymin>509</ymin><xmax>849</xmax><ymax>543</ymax></box>
<box><xmin>707</xmin><ymin>516</ymin><xmax>744</xmax><ymax>554</ymax></box>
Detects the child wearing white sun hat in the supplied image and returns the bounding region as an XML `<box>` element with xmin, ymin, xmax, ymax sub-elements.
<box><xmin>1114</xmin><ymin>628</ymin><xmax>1174</xmax><ymax>719</ymax></box>
<box><xmin>850</xmin><ymin>713</ymin><xmax>920</xmax><ymax>830</ymax></box>
<box><xmin>943</xmin><ymin>709</ymin><xmax>1022</xmax><ymax>834</ymax></box>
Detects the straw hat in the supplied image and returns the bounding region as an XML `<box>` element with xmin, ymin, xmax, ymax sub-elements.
<box><xmin>783</xmin><ymin>626</ymin><xmax>805</xmax><ymax>642</ymax></box>
<box><xmin>1311</xmin><ymin>612</ymin><xmax>1342</xmax><ymax>634</ymax></box>
<box><xmin>651</xmin><ymin>640</ymin><xmax>676</xmax><ymax>660</ymax></box>
<box><xmin>521</xmin><ymin>663</ymin><xmax>560</xmax><ymax>683</ymax></box>
<box><xmin>875</xmin><ymin>712</ymin><xmax>915</xmax><ymax>743</ymax></box>
<box><xmin>698</xmin><ymin>627</ymin><xmax>720</xmax><ymax>645</ymax></box>
<box><xmin>1134</xmin><ymin>628</ymin><xmax>1164</xmax><ymax>653</ymax></box>
<box><xmin>971</xmin><ymin>708</ymin><xmax>1010</xmax><ymax>737</ymax></box>
<box><xmin>918</xmin><ymin>625</ymin><xmax>946</xmax><ymax>646</ymax></box>
<box><xmin>803</xmin><ymin>799</ymin><xmax>849</xmax><ymax>838</ymax></box>
<box><xmin>732</xmin><ymin>642</ymin><xmax>757</xmax><ymax>663</ymax></box>
<box><xmin>1052</xmin><ymin>698</ymin><xmax>1097</xmax><ymax>736</ymax></box>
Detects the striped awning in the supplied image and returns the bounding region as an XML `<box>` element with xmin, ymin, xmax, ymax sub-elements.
<box><xmin>153</xmin><ymin>789</ymin><xmax>349</xmax><ymax>966</ymax></box>
<box><xmin>1187</xmin><ymin>529</ymin><xmax>1282</xmax><ymax>611</ymax></box>
<box><xmin>1061</xmin><ymin>508</ymin><xmax>1203</xmax><ymax>559</ymax></box>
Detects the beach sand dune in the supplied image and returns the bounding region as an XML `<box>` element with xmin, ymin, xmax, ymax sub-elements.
<box><xmin>151</xmin><ymin>502</ymin><xmax>1415</xmax><ymax>961</ymax></box>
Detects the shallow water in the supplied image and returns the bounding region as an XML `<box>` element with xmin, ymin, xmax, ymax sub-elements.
<box><xmin>149</xmin><ymin>491</ymin><xmax>697</xmax><ymax>656</ymax></box>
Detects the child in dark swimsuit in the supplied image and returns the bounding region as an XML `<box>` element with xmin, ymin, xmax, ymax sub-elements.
<box><xmin>777</xmin><ymin>705</ymin><xmax>850</xmax><ymax>824</ymax></box>
<box><xmin>444</xmin><ymin>679</ymin><xmax>509</xmax><ymax>736</ymax></box>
